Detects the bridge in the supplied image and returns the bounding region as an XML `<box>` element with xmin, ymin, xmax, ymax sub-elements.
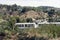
<box><xmin>15</xmin><ymin>22</ymin><xmax>60</xmax><ymax>29</ymax></box>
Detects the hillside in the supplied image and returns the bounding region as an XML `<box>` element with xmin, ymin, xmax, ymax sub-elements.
<box><xmin>0</xmin><ymin>4</ymin><xmax>60</xmax><ymax>40</ymax></box>
<box><xmin>20</xmin><ymin>10</ymin><xmax>48</xmax><ymax>20</ymax></box>
<box><xmin>0</xmin><ymin>4</ymin><xmax>60</xmax><ymax>22</ymax></box>
<box><xmin>20</xmin><ymin>10</ymin><xmax>41</xmax><ymax>19</ymax></box>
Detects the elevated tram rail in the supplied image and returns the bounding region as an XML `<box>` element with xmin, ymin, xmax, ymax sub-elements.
<box><xmin>15</xmin><ymin>22</ymin><xmax>60</xmax><ymax>29</ymax></box>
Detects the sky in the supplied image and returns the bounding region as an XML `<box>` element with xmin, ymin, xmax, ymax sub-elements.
<box><xmin>0</xmin><ymin>0</ymin><xmax>60</xmax><ymax>8</ymax></box>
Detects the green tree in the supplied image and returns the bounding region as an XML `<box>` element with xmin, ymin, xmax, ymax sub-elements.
<box><xmin>48</xmin><ymin>9</ymin><xmax>55</xmax><ymax>22</ymax></box>
<box><xmin>26</xmin><ymin>18</ymin><xmax>33</xmax><ymax>22</ymax></box>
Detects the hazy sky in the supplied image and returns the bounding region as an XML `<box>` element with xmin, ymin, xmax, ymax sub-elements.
<box><xmin>0</xmin><ymin>0</ymin><xmax>60</xmax><ymax>8</ymax></box>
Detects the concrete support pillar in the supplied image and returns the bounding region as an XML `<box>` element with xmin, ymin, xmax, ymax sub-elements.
<box><xmin>35</xmin><ymin>24</ymin><xmax>38</xmax><ymax>28</ymax></box>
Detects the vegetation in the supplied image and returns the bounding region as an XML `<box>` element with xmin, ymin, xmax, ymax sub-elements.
<box><xmin>18</xmin><ymin>25</ymin><xmax>60</xmax><ymax>40</ymax></box>
<box><xmin>0</xmin><ymin>20</ymin><xmax>60</xmax><ymax>40</ymax></box>
<box><xmin>0</xmin><ymin>4</ymin><xmax>60</xmax><ymax>40</ymax></box>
